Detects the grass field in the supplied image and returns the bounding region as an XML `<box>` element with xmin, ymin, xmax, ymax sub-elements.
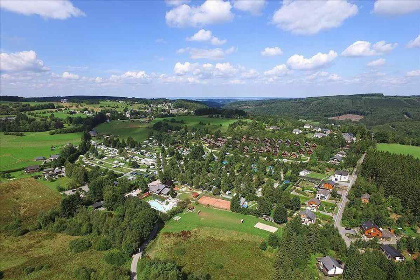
<box><xmin>161</xmin><ymin>204</ymin><xmax>281</xmax><ymax>239</ymax></box>
<box><xmin>95</xmin><ymin>116</ymin><xmax>238</xmax><ymax>142</ymax></box>
<box><xmin>0</xmin><ymin>132</ymin><xmax>81</xmax><ymax>171</ymax></box>
<box><xmin>146</xmin><ymin>227</ymin><xmax>276</xmax><ymax>280</ymax></box>
<box><xmin>376</xmin><ymin>143</ymin><xmax>420</xmax><ymax>159</ymax></box>
<box><xmin>0</xmin><ymin>178</ymin><xmax>62</xmax><ymax>227</ymax></box>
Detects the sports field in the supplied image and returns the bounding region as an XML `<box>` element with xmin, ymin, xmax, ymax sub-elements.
<box><xmin>377</xmin><ymin>143</ymin><xmax>420</xmax><ymax>159</ymax></box>
<box><xmin>0</xmin><ymin>132</ymin><xmax>81</xmax><ymax>171</ymax></box>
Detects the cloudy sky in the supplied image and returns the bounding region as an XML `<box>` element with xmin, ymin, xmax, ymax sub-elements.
<box><xmin>1</xmin><ymin>0</ymin><xmax>419</xmax><ymax>98</ymax></box>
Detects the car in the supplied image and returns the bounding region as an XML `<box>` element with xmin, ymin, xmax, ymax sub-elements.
<box><xmin>345</xmin><ymin>227</ymin><xmax>351</xmax><ymax>230</ymax></box>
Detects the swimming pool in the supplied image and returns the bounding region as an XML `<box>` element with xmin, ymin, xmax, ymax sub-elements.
<box><xmin>148</xmin><ymin>199</ymin><xmax>177</xmax><ymax>213</ymax></box>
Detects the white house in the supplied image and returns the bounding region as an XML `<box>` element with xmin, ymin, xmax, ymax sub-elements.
<box><xmin>304</xmin><ymin>124</ymin><xmax>312</xmax><ymax>129</ymax></box>
<box><xmin>319</xmin><ymin>256</ymin><xmax>344</xmax><ymax>276</ymax></box>
<box><xmin>300</xmin><ymin>209</ymin><xmax>316</xmax><ymax>225</ymax></box>
<box><xmin>292</xmin><ymin>129</ymin><xmax>302</xmax><ymax>135</ymax></box>
<box><xmin>299</xmin><ymin>169</ymin><xmax>311</xmax><ymax>177</ymax></box>
<box><xmin>316</xmin><ymin>189</ymin><xmax>330</xmax><ymax>201</ymax></box>
<box><xmin>342</xmin><ymin>132</ymin><xmax>356</xmax><ymax>143</ymax></box>
<box><xmin>313</xmin><ymin>132</ymin><xmax>326</xmax><ymax>138</ymax></box>
<box><xmin>333</xmin><ymin>170</ymin><xmax>349</xmax><ymax>182</ymax></box>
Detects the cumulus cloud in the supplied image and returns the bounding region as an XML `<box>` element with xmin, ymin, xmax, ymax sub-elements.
<box><xmin>287</xmin><ymin>50</ymin><xmax>337</xmax><ymax>70</ymax></box>
<box><xmin>407</xmin><ymin>35</ymin><xmax>420</xmax><ymax>48</ymax></box>
<box><xmin>0</xmin><ymin>0</ymin><xmax>85</xmax><ymax>20</ymax></box>
<box><xmin>367</xmin><ymin>58</ymin><xmax>386</xmax><ymax>67</ymax></box>
<box><xmin>373</xmin><ymin>0</ymin><xmax>420</xmax><ymax>15</ymax></box>
<box><xmin>406</xmin><ymin>70</ymin><xmax>420</xmax><ymax>77</ymax></box>
<box><xmin>187</xmin><ymin>29</ymin><xmax>226</xmax><ymax>45</ymax></box>
<box><xmin>62</xmin><ymin>71</ymin><xmax>79</xmax><ymax>79</ymax></box>
<box><xmin>177</xmin><ymin>47</ymin><xmax>236</xmax><ymax>60</ymax></box>
<box><xmin>272</xmin><ymin>0</ymin><xmax>358</xmax><ymax>35</ymax></box>
<box><xmin>166</xmin><ymin>0</ymin><xmax>233</xmax><ymax>27</ymax></box>
<box><xmin>264</xmin><ymin>64</ymin><xmax>289</xmax><ymax>76</ymax></box>
<box><xmin>342</xmin><ymin>40</ymin><xmax>397</xmax><ymax>57</ymax></box>
<box><xmin>174</xmin><ymin>62</ymin><xmax>199</xmax><ymax>75</ymax></box>
<box><xmin>165</xmin><ymin>0</ymin><xmax>190</xmax><ymax>6</ymax></box>
<box><xmin>109</xmin><ymin>71</ymin><xmax>151</xmax><ymax>83</ymax></box>
<box><xmin>0</xmin><ymin>50</ymin><xmax>49</xmax><ymax>72</ymax></box>
<box><xmin>261</xmin><ymin>47</ymin><xmax>283</xmax><ymax>56</ymax></box>
<box><xmin>233</xmin><ymin>0</ymin><xmax>266</xmax><ymax>16</ymax></box>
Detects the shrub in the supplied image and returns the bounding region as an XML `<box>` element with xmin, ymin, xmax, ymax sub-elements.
<box><xmin>259</xmin><ymin>241</ymin><xmax>267</xmax><ymax>251</ymax></box>
<box><xmin>69</xmin><ymin>238</ymin><xmax>92</xmax><ymax>253</ymax></box>
<box><xmin>94</xmin><ymin>237</ymin><xmax>112</xmax><ymax>251</ymax></box>
<box><xmin>267</xmin><ymin>233</ymin><xmax>279</xmax><ymax>248</ymax></box>
<box><xmin>104</xmin><ymin>250</ymin><xmax>128</xmax><ymax>266</ymax></box>
<box><xmin>75</xmin><ymin>267</ymin><xmax>95</xmax><ymax>280</ymax></box>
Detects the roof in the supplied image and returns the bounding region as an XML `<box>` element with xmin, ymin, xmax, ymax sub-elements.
<box><xmin>50</xmin><ymin>154</ymin><xmax>60</xmax><ymax>159</ymax></box>
<box><xmin>300</xmin><ymin>209</ymin><xmax>316</xmax><ymax>221</ymax></box>
<box><xmin>381</xmin><ymin>245</ymin><xmax>403</xmax><ymax>258</ymax></box>
<box><xmin>92</xmin><ymin>201</ymin><xmax>104</xmax><ymax>209</ymax></box>
<box><xmin>317</xmin><ymin>189</ymin><xmax>330</xmax><ymax>196</ymax></box>
<box><xmin>26</xmin><ymin>165</ymin><xmax>40</xmax><ymax>170</ymax></box>
<box><xmin>35</xmin><ymin>156</ymin><xmax>46</xmax><ymax>160</ymax></box>
<box><xmin>335</xmin><ymin>170</ymin><xmax>349</xmax><ymax>176</ymax></box>
<box><xmin>361</xmin><ymin>220</ymin><xmax>379</xmax><ymax>231</ymax></box>
<box><xmin>361</xmin><ymin>193</ymin><xmax>370</xmax><ymax>199</ymax></box>
<box><xmin>320</xmin><ymin>256</ymin><xmax>342</xmax><ymax>271</ymax></box>
<box><xmin>308</xmin><ymin>198</ymin><xmax>321</xmax><ymax>205</ymax></box>
<box><xmin>160</xmin><ymin>187</ymin><xmax>170</xmax><ymax>195</ymax></box>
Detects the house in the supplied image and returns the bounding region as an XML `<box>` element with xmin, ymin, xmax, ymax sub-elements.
<box><xmin>313</xmin><ymin>127</ymin><xmax>322</xmax><ymax>132</ymax></box>
<box><xmin>333</xmin><ymin>170</ymin><xmax>349</xmax><ymax>182</ymax></box>
<box><xmin>307</xmin><ymin>198</ymin><xmax>321</xmax><ymax>210</ymax></box>
<box><xmin>323</xmin><ymin>128</ymin><xmax>331</xmax><ymax>135</ymax></box>
<box><xmin>316</xmin><ymin>189</ymin><xmax>330</xmax><ymax>201</ymax></box>
<box><xmin>25</xmin><ymin>165</ymin><xmax>40</xmax><ymax>173</ymax></box>
<box><xmin>192</xmin><ymin>192</ymin><xmax>199</xmax><ymax>198</ymax></box>
<box><xmin>300</xmin><ymin>209</ymin><xmax>316</xmax><ymax>225</ymax></box>
<box><xmin>381</xmin><ymin>245</ymin><xmax>405</xmax><ymax>262</ymax></box>
<box><xmin>299</xmin><ymin>169</ymin><xmax>311</xmax><ymax>177</ymax></box>
<box><xmin>240</xmin><ymin>197</ymin><xmax>248</xmax><ymax>208</ymax></box>
<box><xmin>61</xmin><ymin>98</ymin><xmax>68</xmax><ymax>103</ymax></box>
<box><xmin>320</xmin><ymin>180</ymin><xmax>335</xmax><ymax>190</ymax></box>
<box><xmin>329</xmin><ymin>154</ymin><xmax>343</xmax><ymax>165</ymax></box>
<box><xmin>35</xmin><ymin>156</ymin><xmax>46</xmax><ymax>161</ymax></box>
<box><xmin>342</xmin><ymin>132</ymin><xmax>356</xmax><ymax>143</ymax></box>
<box><xmin>318</xmin><ymin>256</ymin><xmax>344</xmax><ymax>276</ymax></box>
<box><xmin>49</xmin><ymin>154</ymin><xmax>60</xmax><ymax>161</ymax></box>
<box><xmin>88</xmin><ymin>130</ymin><xmax>97</xmax><ymax>137</ymax></box>
<box><xmin>361</xmin><ymin>220</ymin><xmax>382</xmax><ymax>238</ymax></box>
<box><xmin>91</xmin><ymin>201</ymin><xmax>104</xmax><ymax>210</ymax></box>
<box><xmin>292</xmin><ymin>129</ymin><xmax>302</xmax><ymax>135</ymax></box>
<box><xmin>361</xmin><ymin>193</ymin><xmax>370</xmax><ymax>204</ymax></box>
<box><xmin>148</xmin><ymin>180</ymin><xmax>170</xmax><ymax>195</ymax></box>
<box><xmin>313</xmin><ymin>132</ymin><xmax>326</xmax><ymax>138</ymax></box>
<box><xmin>304</xmin><ymin>124</ymin><xmax>312</xmax><ymax>129</ymax></box>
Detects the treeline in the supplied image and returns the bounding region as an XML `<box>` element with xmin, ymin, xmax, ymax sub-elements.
<box><xmin>152</xmin><ymin>119</ymin><xmax>185</xmax><ymax>132</ymax></box>
<box><xmin>361</xmin><ymin>151</ymin><xmax>420</xmax><ymax>218</ymax></box>
<box><xmin>0</xmin><ymin>102</ymin><xmax>56</xmax><ymax>115</ymax></box>
<box><xmin>194</xmin><ymin>108</ymin><xmax>247</xmax><ymax>118</ymax></box>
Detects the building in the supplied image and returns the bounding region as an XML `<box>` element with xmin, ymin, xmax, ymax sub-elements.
<box><xmin>361</xmin><ymin>193</ymin><xmax>370</xmax><ymax>204</ymax></box>
<box><xmin>316</xmin><ymin>189</ymin><xmax>330</xmax><ymax>201</ymax></box>
<box><xmin>35</xmin><ymin>156</ymin><xmax>46</xmax><ymax>161</ymax></box>
<box><xmin>88</xmin><ymin>130</ymin><xmax>98</xmax><ymax>137</ymax></box>
<box><xmin>318</xmin><ymin>256</ymin><xmax>344</xmax><ymax>276</ymax></box>
<box><xmin>342</xmin><ymin>132</ymin><xmax>356</xmax><ymax>143</ymax></box>
<box><xmin>148</xmin><ymin>180</ymin><xmax>170</xmax><ymax>196</ymax></box>
<box><xmin>361</xmin><ymin>220</ymin><xmax>382</xmax><ymax>238</ymax></box>
<box><xmin>313</xmin><ymin>132</ymin><xmax>326</xmax><ymax>138</ymax></box>
<box><xmin>381</xmin><ymin>245</ymin><xmax>405</xmax><ymax>262</ymax></box>
<box><xmin>299</xmin><ymin>169</ymin><xmax>311</xmax><ymax>177</ymax></box>
<box><xmin>303</xmin><ymin>124</ymin><xmax>312</xmax><ymax>129</ymax></box>
<box><xmin>25</xmin><ymin>165</ymin><xmax>40</xmax><ymax>173</ymax></box>
<box><xmin>300</xmin><ymin>209</ymin><xmax>316</xmax><ymax>225</ymax></box>
<box><xmin>292</xmin><ymin>129</ymin><xmax>302</xmax><ymax>135</ymax></box>
<box><xmin>307</xmin><ymin>198</ymin><xmax>321</xmax><ymax>210</ymax></box>
<box><xmin>320</xmin><ymin>180</ymin><xmax>335</xmax><ymax>190</ymax></box>
<box><xmin>333</xmin><ymin>170</ymin><xmax>349</xmax><ymax>182</ymax></box>
<box><xmin>49</xmin><ymin>154</ymin><xmax>60</xmax><ymax>161</ymax></box>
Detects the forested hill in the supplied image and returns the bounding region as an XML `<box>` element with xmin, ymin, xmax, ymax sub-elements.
<box><xmin>225</xmin><ymin>94</ymin><xmax>420</xmax><ymax>126</ymax></box>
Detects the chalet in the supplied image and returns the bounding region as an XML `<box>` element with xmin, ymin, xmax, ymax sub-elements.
<box><xmin>342</xmin><ymin>132</ymin><xmax>356</xmax><ymax>143</ymax></box>
<box><xmin>292</xmin><ymin>129</ymin><xmax>302</xmax><ymax>135</ymax></box>
<box><xmin>303</xmin><ymin>124</ymin><xmax>312</xmax><ymax>129</ymax></box>
<box><xmin>381</xmin><ymin>245</ymin><xmax>405</xmax><ymax>262</ymax></box>
<box><xmin>307</xmin><ymin>198</ymin><xmax>321</xmax><ymax>210</ymax></box>
<box><xmin>25</xmin><ymin>165</ymin><xmax>40</xmax><ymax>173</ymax></box>
<box><xmin>299</xmin><ymin>169</ymin><xmax>311</xmax><ymax>177</ymax></box>
<box><xmin>333</xmin><ymin>170</ymin><xmax>349</xmax><ymax>182</ymax></box>
<box><xmin>300</xmin><ymin>209</ymin><xmax>316</xmax><ymax>225</ymax></box>
<box><xmin>316</xmin><ymin>189</ymin><xmax>330</xmax><ymax>201</ymax></box>
<box><xmin>192</xmin><ymin>192</ymin><xmax>199</xmax><ymax>198</ymax></box>
<box><xmin>291</xmin><ymin>152</ymin><xmax>298</xmax><ymax>159</ymax></box>
<box><xmin>313</xmin><ymin>132</ymin><xmax>326</xmax><ymax>138</ymax></box>
<box><xmin>49</xmin><ymin>154</ymin><xmax>60</xmax><ymax>161</ymax></box>
<box><xmin>35</xmin><ymin>156</ymin><xmax>46</xmax><ymax>161</ymax></box>
<box><xmin>361</xmin><ymin>193</ymin><xmax>370</xmax><ymax>204</ymax></box>
<box><xmin>361</xmin><ymin>221</ymin><xmax>382</xmax><ymax>238</ymax></box>
<box><xmin>281</xmin><ymin>151</ymin><xmax>289</xmax><ymax>157</ymax></box>
<box><xmin>320</xmin><ymin>180</ymin><xmax>335</xmax><ymax>190</ymax></box>
<box><xmin>313</xmin><ymin>127</ymin><xmax>322</xmax><ymax>132</ymax></box>
<box><xmin>91</xmin><ymin>201</ymin><xmax>104</xmax><ymax>210</ymax></box>
<box><xmin>318</xmin><ymin>256</ymin><xmax>344</xmax><ymax>276</ymax></box>
<box><xmin>323</xmin><ymin>129</ymin><xmax>331</xmax><ymax>135</ymax></box>
<box><xmin>88</xmin><ymin>130</ymin><xmax>98</xmax><ymax>137</ymax></box>
<box><xmin>148</xmin><ymin>180</ymin><xmax>170</xmax><ymax>196</ymax></box>
<box><xmin>307</xmin><ymin>149</ymin><xmax>313</xmax><ymax>155</ymax></box>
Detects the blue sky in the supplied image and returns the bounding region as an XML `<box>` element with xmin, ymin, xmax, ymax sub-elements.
<box><xmin>1</xmin><ymin>0</ymin><xmax>419</xmax><ymax>98</ymax></box>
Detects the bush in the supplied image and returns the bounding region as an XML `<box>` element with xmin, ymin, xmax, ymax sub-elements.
<box><xmin>259</xmin><ymin>241</ymin><xmax>267</xmax><ymax>251</ymax></box>
<box><xmin>267</xmin><ymin>233</ymin><xmax>279</xmax><ymax>248</ymax></box>
<box><xmin>94</xmin><ymin>237</ymin><xmax>112</xmax><ymax>251</ymax></box>
<box><xmin>75</xmin><ymin>267</ymin><xmax>95</xmax><ymax>280</ymax></box>
<box><xmin>69</xmin><ymin>238</ymin><xmax>92</xmax><ymax>253</ymax></box>
<box><xmin>104</xmin><ymin>250</ymin><xmax>128</xmax><ymax>266</ymax></box>
<box><xmin>24</xmin><ymin>266</ymin><xmax>35</xmax><ymax>275</ymax></box>
<box><xmin>13</xmin><ymin>228</ymin><xmax>29</xmax><ymax>236</ymax></box>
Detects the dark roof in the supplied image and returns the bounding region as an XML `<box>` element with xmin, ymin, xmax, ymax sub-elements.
<box><xmin>317</xmin><ymin>189</ymin><xmax>330</xmax><ymax>196</ymax></box>
<box><xmin>381</xmin><ymin>245</ymin><xmax>404</xmax><ymax>258</ymax></box>
<box><xmin>89</xmin><ymin>130</ymin><xmax>97</xmax><ymax>136</ymax></box>
<box><xmin>335</xmin><ymin>170</ymin><xmax>349</xmax><ymax>176</ymax></box>
<box><xmin>92</xmin><ymin>201</ymin><xmax>104</xmax><ymax>209</ymax></box>
<box><xmin>361</xmin><ymin>220</ymin><xmax>379</xmax><ymax>231</ymax></box>
<box><xmin>50</xmin><ymin>154</ymin><xmax>60</xmax><ymax>159</ymax></box>
<box><xmin>320</xmin><ymin>256</ymin><xmax>342</xmax><ymax>271</ymax></box>
<box><xmin>361</xmin><ymin>193</ymin><xmax>370</xmax><ymax>199</ymax></box>
<box><xmin>300</xmin><ymin>209</ymin><xmax>316</xmax><ymax>221</ymax></box>
<box><xmin>35</xmin><ymin>156</ymin><xmax>46</xmax><ymax>161</ymax></box>
<box><xmin>160</xmin><ymin>187</ymin><xmax>170</xmax><ymax>195</ymax></box>
<box><xmin>308</xmin><ymin>198</ymin><xmax>321</xmax><ymax>205</ymax></box>
<box><xmin>25</xmin><ymin>165</ymin><xmax>40</xmax><ymax>170</ymax></box>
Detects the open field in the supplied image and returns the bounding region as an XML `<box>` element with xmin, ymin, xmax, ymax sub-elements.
<box><xmin>376</xmin><ymin>143</ymin><xmax>420</xmax><ymax>159</ymax></box>
<box><xmin>161</xmin><ymin>204</ymin><xmax>281</xmax><ymax>239</ymax></box>
<box><xmin>0</xmin><ymin>132</ymin><xmax>81</xmax><ymax>171</ymax></box>
<box><xmin>95</xmin><ymin>116</ymin><xmax>238</xmax><ymax>142</ymax></box>
<box><xmin>0</xmin><ymin>178</ymin><xmax>62</xmax><ymax>226</ymax></box>
<box><xmin>145</xmin><ymin>227</ymin><xmax>276</xmax><ymax>280</ymax></box>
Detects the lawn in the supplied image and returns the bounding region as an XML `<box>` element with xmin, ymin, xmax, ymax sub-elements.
<box><xmin>161</xmin><ymin>204</ymin><xmax>282</xmax><ymax>239</ymax></box>
<box><xmin>37</xmin><ymin>176</ymin><xmax>72</xmax><ymax>192</ymax></box>
<box><xmin>306</xmin><ymin>172</ymin><xmax>328</xmax><ymax>180</ymax></box>
<box><xmin>0</xmin><ymin>132</ymin><xmax>81</xmax><ymax>171</ymax></box>
<box><xmin>0</xmin><ymin>178</ymin><xmax>62</xmax><ymax>227</ymax></box>
<box><xmin>145</xmin><ymin>227</ymin><xmax>276</xmax><ymax>280</ymax></box>
<box><xmin>377</xmin><ymin>143</ymin><xmax>420</xmax><ymax>159</ymax></box>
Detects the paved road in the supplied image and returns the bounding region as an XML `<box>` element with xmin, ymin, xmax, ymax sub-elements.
<box><xmin>333</xmin><ymin>153</ymin><xmax>366</xmax><ymax>247</ymax></box>
<box><xmin>130</xmin><ymin>224</ymin><xmax>160</xmax><ymax>280</ymax></box>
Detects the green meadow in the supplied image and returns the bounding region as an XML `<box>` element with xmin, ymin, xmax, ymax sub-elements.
<box><xmin>376</xmin><ymin>143</ymin><xmax>420</xmax><ymax>159</ymax></box>
<box><xmin>0</xmin><ymin>132</ymin><xmax>81</xmax><ymax>171</ymax></box>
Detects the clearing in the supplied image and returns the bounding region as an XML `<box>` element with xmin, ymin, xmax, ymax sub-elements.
<box><xmin>376</xmin><ymin>143</ymin><xmax>420</xmax><ymax>159</ymax></box>
<box><xmin>329</xmin><ymin>114</ymin><xmax>364</xmax><ymax>122</ymax></box>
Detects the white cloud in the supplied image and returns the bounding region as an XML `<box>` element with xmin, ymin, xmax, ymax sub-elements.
<box><xmin>95</xmin><ymin>77</ymin><xmax>103</xmax><ymax>83</ymax></box>
<box><xmin>62</xmin><ymin>71</ymin><xmax>79</xmax><ymax>79</ymax></box>
<box><xmin>264</xmin><ymin>64</ymin><xmax>289</xmax><ymax>76</ymax></box>
<box><xmin>407</xmin><ymin>35</ymin><xmax>420</xmax><ymax>48</ymax></box>
<box><xmin>287</xmin><ymin>50</ymin><xmax>337</xmax><ymax>70</ymax></box>
<box><xmin>261</xmin><ymin>47</ymin><xmax>283</xmax><ymax>56</ymax></box>
<box><xmin>406</xmin><ymin>70</ymin><xmax>420</xmax><ymax>77</ymax></box>
<box><xmin>174</xmin><ymin>62</ymin><xmax>199</xmax><ymax>75</ymax></box>
<box><xmin>0</xmin><ymin>0</ymin><xmax>85</xmax><ymax>20</ymax></box>
<box><xmin>233</xmin><ymin>0</ymin><xmax>266</xmax><ymax>16</ymax></box>
<box><xmin>342</xmin><ymin>40</ymin><xmax>397</xmax><ymax>57</ymax></box>
<box><xmin>177</xmin><ymin>47</ymin><xmax>236</xmax><ymax>60</ymax></box>
<box><xmin>165</xmin><ymin>0</ymin><xmax>190</xmax><ymax>6</ymax></box>
<box><xmin>166</xmin><ymin>0</ymin><xmax>233</xmax><ymax>27</ymax></box>
<box><xmin>272</xmin><ymin>0</ymin><xmax>358</xmax><ymax>35</ymax></box>
<box><xmin>367</xmin><ymin>58</ymin><xmax>386</xmax><ymax>67</ymax></box>
<box><xmin>0</xmin><ymin>50</ymin><xmax>49</xmax><ymax>72</ymax></box>
<box><xmin>109</xmin><ymin>71</ymin><xmax>151</xmax><ymax>83</ymax></box>
<box><xmin>373</xmin><ymin>0</ymin><xmax>420</xmax><ymax>15</ymax></box>
<box><xmin>241</xmin><ymin>69</ymin><xmax>259</xmax><ymax>79</ymax></box>
<box><xmin>187</xmin><ymin>29</ymin><xmax>226</xmax><ymax>45</ymax></box>
<box><xmin>328</xmin><ymin>74</ymin><xmax>341</xmax><ymax>81</ymax></box>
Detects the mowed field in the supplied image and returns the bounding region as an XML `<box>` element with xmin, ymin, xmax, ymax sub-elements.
<box><xmin>377</xmin><ymin>143</ymin><xmax>420</xmax><ymax>159</ymax></box>
<box><xmin>95</xmin><ymin>116</ymin><xmax>238</xmax><ymax>142</ymax></box>
<box><xmin>0</xmin><ymin>132</ymin><xmax>81</xmax><ymax>171</ymax></box>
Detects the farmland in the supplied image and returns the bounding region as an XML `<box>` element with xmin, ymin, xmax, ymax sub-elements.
<box><xmin>0</xmin><ymin>132</ymin><xmax>81</xmax><ymax>171</ymax></box>
<box><xmin>376</xmin><ymin>143</ymin><xmax>420</xmax><ymax>159</ymax></box>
